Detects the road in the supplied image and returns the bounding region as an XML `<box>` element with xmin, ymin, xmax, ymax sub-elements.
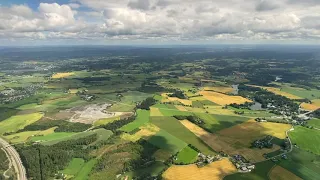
<box><xmin>0</xmin><ymin>137</ymin><xmax>27</xmax><ymax>180</ymax></box>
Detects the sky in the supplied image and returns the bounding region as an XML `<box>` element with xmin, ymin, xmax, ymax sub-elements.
<box><xmin>0</xmin><ymin>0</ymin><xmax>320</xmax><ymax>45</ymax></box>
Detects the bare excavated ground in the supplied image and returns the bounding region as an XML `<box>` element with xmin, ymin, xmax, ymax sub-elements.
<box><xmin>63</xmin><ymin>103</ymin><xmax>124</xmax><ymax>124</ymax></box>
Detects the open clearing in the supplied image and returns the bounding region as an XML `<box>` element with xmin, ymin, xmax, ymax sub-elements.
<box><xmin>151</xmin><ymin>116</ymin><xmax>215</xmax><ymax>155</ymax></box>
<box><xmin>269</xmin><ymin>165</ymin><xmax>302</xmax><ymax>180</ymax></box>
<box><xmin>4</xmin><ymin>127</ymin><xmax>56</xmax><ymax>144</ymax></box>
<box><xmin>0</xmin><ymin>112</ymin><xmax>44</xmax><ymax>134</ymax></box>
<box><xmin>181</xmin><ymin>120</ymin><xmax>283</xmax><ymax>162</ymax></box>
<box><xmin>163</xmin><ymin>158</ymin><xmax>236</xmax><ymax>180</ymax></box>
<box><xmin>289</xmin><ymin>126</ymin><xmax>320</xmax><ymax>155</ymax></box>
<box><xmin>74</xmin><ymin>159</ymin><xmax>97</xmax><ymax>180</ymax></box>
<box><xmin>307</xmin><ymin>118</ymin><xmax>320</xmax><ymax>129</ymax></box>
<box><xmin>63</xmin><ymin>158</ymin><xmax>85</xmax><ymax>177</ymax></box>
<box><xmin>51</xmin><ymin>72</ymin><xmax>75</xmax><ymax>79</ymax></box>
<box><xmin>150</xmin><ymin>107</ymin><xmax>163</xmax><ymax>116</ymax></box>
<box><xmin>199</xmin><ymin>91</ymin><xmax>251</xmax><ymax>105</ymax></box>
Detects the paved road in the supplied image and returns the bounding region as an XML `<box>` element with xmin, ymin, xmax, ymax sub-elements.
<box><xmin>0</xmin><ymin>138</ymin><xmax>27</xmax><ymax>180</ymax></box>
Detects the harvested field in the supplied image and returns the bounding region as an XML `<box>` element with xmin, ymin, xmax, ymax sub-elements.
<box><xmin>161</xmin><ymin>93</ymin><xmax>193</xmax><ymax>106</ymax></box>
<box><xmin>203</xmin><ymin>86</ymin><xmax>234</xmax><ymax>94</ymax></box>
<box><xmin>199</xmin><ymin>91</ymin><xmax>251</xmax><ymax>105</ymax></box>
<box><xmin>269</xmin><ymin>166</ymin><xmax>302</xmax><ymax>180</ymax></box>
<box><xmin>121</xmin><ymin>123</ymin><xmax>160</xmax><ymax>142</ymax></box>
<box><xmin>163</xmin><ymin>158</ymin><xmax>236</xmax><ymax>180</ymax></box>
<box><xmin>150</xmin><ymin>107</ymin><xmax>163</xmax><ymax>116</ymax></box>
<box><xmin>175</xmin><ymin>105</ymin><xmax>188</xmax><ymax>111</ymax></box>
<box><xmin>51</xmin><ymin>72</ymin><xmax>75</xmax><ymax>79</ymax></box>
<box><xmin>219</xmin><ymin>119</ymin><xmax>291</xmax><ymax>140</ymax></box>
<box><xmin>181</xmin><ymin>120</ymin><xmax>282</xmax><ymax>162</ymax></box>
<box><xmin>312</xmin><ymin>99</ymin><xmax>320</xmax><ymax>106</ymax></box>
<box><xmin>300</xmin><ymin>103</ymin><xmax>319</xmax><ymax>111</ymax></box>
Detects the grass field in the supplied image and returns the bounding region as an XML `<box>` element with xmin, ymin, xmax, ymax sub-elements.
<box><xmin>174</xmin><ymin>146</ymin><xmax>198</xmax><ymax>164</ymax></box>
<box><xmin>52</xmin><ymin>72</ymin><xmax>75</xmax><ymax>79</ymax></box>
<box><xmin>4</xmin><ymin>127</ymin><xmax>56</xmax><ymax>144</ymax></box>
<box><xmin>147</xmin><ymin>129</ymin><xmax>187</xmax><ymax>154</ymax></box>
<box><xmin>150</xmin><ymin>107</ymin><xmax>163</xmax><ymax>116</ymax></box>
<box><xmin>63</xmin><ymin>158</ymin><xmax>85</xmax><ymax>176</ymax></box>
<box><xmin>307</xmin><ymin>119</ymin><xmax>320</xmax><ymax>129</ymax></box>
<box><xmin>195</xmin><ymin>113</ymin><xmax>250</xmax><ymax>132</ymax></box>
<box><xmin>120</xmin><ymin>110</ymin><xmax>150</xmax><ymax>132</ymax></box>
<box><xmin>0</xmin><ymin>112</ymin><xmax>44</xmax><ymax>134</ymax></box>
<box><xmin>224</xmin><ymin>160</ymin><xmax>275</xmax><ymax>180</ymax></box>
<box><xmin>278</xmin><ymin>147</ymin><xmax>320</xmax><ymax>180</ymax></box>
<box><xmin>289</xmin><ymin>126</ymin><xmax>320</xmax><ymax>155</ymax></box>
<box><xmin>269</xmin><ymin>165</ymin><xmax>302</xmax><ymax>180</ymax></box>
<box><xmin>281</xmin><ymin>87</ymin><xmax>320</xmax><ymax>100</ymax></box>
<box><xmin>199</xmin><ymin>91</ymin><xmax>252</xmax><ymax>105</ymax></box>
<box><xmin>150</xmin><ymin>116</ymin><xmax>215</xmax><ymax>155</ymax></box>
<box><xmin>73</xmin><ymin>159</ymin><xmax>97</xmax><ymax>180</ymax></box>
<box><xmin>124</xmin><ymin>161</ymin><xmax>166</xmax><ymax>179</ymax></box>
<box><xmin>163</xmin><ymin>159</ymin><xmax>236</xmax><ymax>180</ymax></box>
<box><xmin>121</xmin><ymin>123</ymin><xmax>160</xmax><ymax>142</ymax></box>
<box><xmin>35</xmin><ymin>129</ymin><xmax>112</xmax><ymax>146</ymax></box>
<box><xmin>161</xmin><ymin>93</ymin><xmax>193</xmax><ymax>106</ymax></box>
<box><xmin>181</xmin><ymin>120</ymin><xmax>282</xmax><ymax>162</ymax></box>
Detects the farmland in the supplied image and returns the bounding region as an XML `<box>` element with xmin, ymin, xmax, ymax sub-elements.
<box><xmin>0</xmin><ymin>46</ymin><xmax>320</xmax><ymax>180</ymax></box>
<box><xmin>163</xmin><ymin>159</ymin><xmax>237</xmax><ymax>180</ymax></box>
<box><xmin>289</xmin><ymin>126</ymin><xmax>320</xmax><ymax>155</ymax></box>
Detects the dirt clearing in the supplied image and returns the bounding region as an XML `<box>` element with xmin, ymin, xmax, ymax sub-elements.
<box><xmin>199</xmin><ymin>91</ymin><xmax>251</xmax><ymax>105</ymax></box>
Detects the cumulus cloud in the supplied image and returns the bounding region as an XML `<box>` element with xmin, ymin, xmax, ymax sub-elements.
<box><xmin>1</xmin><ymin>0</ymin><xmax>320</xmax><ymax>43</ymax></box>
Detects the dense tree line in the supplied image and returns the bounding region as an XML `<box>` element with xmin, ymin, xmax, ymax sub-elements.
<box><xmin>17</xmin><ymin>134</ymin><xmax>97</xmax><ymax>180</ymax></box>
<box><xmin>17</xmin><ymin>120</ymin><xmax>91</xmax><ymax>133</ymax></box>
<box><xmin>229</xmin><ymin>102</ymin><xmax>254</xmax><ymax>109</ymax></box>
<box><xmin>97</xmin><ymin>115</ymin><xmax>136</xmax><ymax>132</ymax></box>
<box><xmin>136</xmin><ymin>97</ymin><xmax>156</xmax><ymax>110</ymax></box>
<box><xmin>168</xmin><ymin>90</ymin><xmax>187</xmax><ymax>99</ymax></box>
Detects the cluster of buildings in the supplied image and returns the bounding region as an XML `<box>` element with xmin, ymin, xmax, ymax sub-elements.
<box><xmin>231</xmin><ymin>155</ymin><xmax>255</xmax><ymax>173</ymax></box>
<box><xmin>196</xmin><ymin>153</ymin><xmax>221</xmax><ymax>167</ymax></box>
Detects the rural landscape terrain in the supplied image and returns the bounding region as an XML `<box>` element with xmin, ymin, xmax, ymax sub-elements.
<box><xmin>0</xmin><ymin>45</ymin><xmax>319</xmax><ymax>180</ymax></box>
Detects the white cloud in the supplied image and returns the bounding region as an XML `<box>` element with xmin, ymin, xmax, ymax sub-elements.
<box><xmin>0</xmin><ymin>0</ymin><xmax>320</xmax><ymax>43</ymax></box>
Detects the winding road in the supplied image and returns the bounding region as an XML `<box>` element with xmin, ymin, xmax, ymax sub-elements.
<box><xmin>0</xmin><ymin>137</ymin><xmax>27</xmax><ymax>180</ymax></box>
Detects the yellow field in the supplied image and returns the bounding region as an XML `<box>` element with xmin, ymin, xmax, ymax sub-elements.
<box><xmin>0</xmin><ymin>113</ymin><xmax>44</xmax><ymax>134</ymax></box>
<box><xmin>269</xmin><ymin>166</ymin><xmax>302</xmax><ymax>180</ymax></box>
<box><xmin>219</xmin><ymin>119</ymin><xmax>291</xmax><ymax>140</ymax></box>
<box><xmin>4</xmin><ymin>127</ymin><xmax>56</xmax><ymax>144</ymax></box>
<box><xmin>52</xmin><ymin>72</ymin><xmax>75</xmax><ymax>79</ymax></box>
<box><xmin>248</xmin><ymin>85</ymin><xmax>303</xmax><ymax>99</ymax></box>
<box><xmin>204</xmin><ymin>106</ymin><xmax>235</xmax><ymax>116</ymax></box>
<box><xmin>68</xmin><ymin>89</ymin><xmax>79</xmax><ymax>94</ymax></box>
<box><xmin>312</xmin><ymin>99</ymin><xmax>320</xmax><ymax>106</ymax></box>
<box><xmin>161</xmin><ymin>93</ymin><xmax>193</xmax><ymax>106</ymax></box>
<box><xmin>121</xmin><ymin>123</ymin><xmax>160</xmax><ymax>142</ymax></box>
<box><xmin>300</xmin><ymin>102</ymin><xmax>320</xmax><ymax>111</ymax></box>
<box><xmin>150</xmin><ymin>107</ymin><xmax>163</xmax><ymax>116</ymax></box>
<box><xmin>175</xmin><ymin>105</ymin><xmax>188</xmax><ymax>111</ymax></box>
<box><xmin>163</xmin><ymin>158</ymin><xmax>237</xmax><ymax>180</ymax></box>
<box><xmin>189</xmin><ymin>96</ymin><xmax>207</xmax><ymax>101</ymax></box>
<box><xmin>203</xmin><ymin>86</ymin><xmax>234</xmax><ymax>94</ymax></box>
<box><xmin>199</xmin><ymin>91</ymin><xmax>252</xmax><ymax>105</ymax></box>
<box><xmin>180</xmin><ymin>120</ymin><xmax>283</xmax><ymax>162</ymax></box>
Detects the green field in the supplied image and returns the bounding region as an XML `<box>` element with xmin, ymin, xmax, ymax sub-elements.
<box><xmin>174</xmin><ymin>146</ymin><xmax>198</xmax><ymax>164</ymax></box>
<box><xmin>63</xmin><ymin>158</ymin><xmax>85</xmax><ymax>176</ymax></box>
<box><xmin>35</xmin><ymin>129</ymin><xmax>112</xmax><ymax>146</ymax></box>
<box><xmin>278</xmin><ymin>147</ymin><xmax>320</xmax><ymax>180</ymax></box>
<box><xmin>308</xmin><ymin>119</ymin><xmax>320</xmax><ymax>129</ymax></box>
<box><xmin>150</xmin><ymin>116</ymin><xmax>215</xmax><ymax>155</ymax></box>
<box><xmin>124</xmin><ymin>161</ymin><xmax>166</xmax><ymax>178</ymax></box>
<box><xmin>281</xmin><ymin>87</ymin><xmax>320</xmax><ymax>100</ymax></box>
<box><xmin>289</xmin><ymin>126</ymin><xmax>320</xmax><ymax>155</ymax></box>
<box><xmin>74</xmin><ymin>159</ymin><xmax>97</xmax><ymax>180</ymax></box>
<box><xmin>224</xmin><ymin>160</ymin><xmax>275</xmax><ymax>180</ymax></box>
<box><xmin>195</xmin><ymin>113</ymin><xmax>250</xmax><ymax>133</ymax></box>
<box><xmin>120</xmin><ymin>110</ymin><xmax>150</xmax><ymax>132</ymax></box>
<box><xmin>147</xmin><ymin>129</ymin><xmax>187</xmax><ymax>154</ymax></box>
<box><xmin>93</xmin><ymin>116</ymin><xmax>121</xmax><ymax>126</ymax></box>
<box><xmin>0</xmin><ymin>113</ymin><xmax>44</xmax><ymax>134</ymax></box>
